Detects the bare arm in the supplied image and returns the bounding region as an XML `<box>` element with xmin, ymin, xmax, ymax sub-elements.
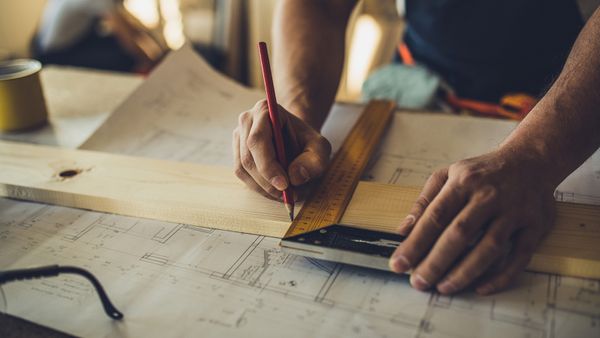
<box><xmin>233</xmin><ymin>1</ymin><xmax>356</xmax><ymax>200</ymax></box>
<box><xmin>273</xmin><ymin>0</ymin><xmax>357</xmax><ymax>129</ymax></box>
<box><xmin>390</xmin><ymin>8</ymin><xmax>600</xmax><ymax>295</ymax></box>
<box><xmin>501</xmin><ymin>8</ymin><xmax>600</xmax><ymax>187</ymax></box>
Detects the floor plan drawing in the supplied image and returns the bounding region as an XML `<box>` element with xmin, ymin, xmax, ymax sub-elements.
<box><xmin>1</xmin><ymin>197</ymin><xmax>599</xmax><ymax>338</ymax></box>
<box><xmin>1</xmin><ymin>46</ymin><xmax>599</xmax><ymax>337</ymax></box>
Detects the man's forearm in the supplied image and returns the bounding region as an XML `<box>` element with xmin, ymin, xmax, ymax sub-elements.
<box><xmin>501</xmin><ymin>8</ymin><xmax>600</xmax><ymax>187</ymax></box>
<box><xmin>272</xmin><ymin>0</ymin><xmax>356</xmax><ymax>129</ymax></box>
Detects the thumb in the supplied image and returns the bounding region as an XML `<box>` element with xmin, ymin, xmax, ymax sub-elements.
<box><xmin>287</xmin><ymin>135</ymin><xmax>331</xmax><ymax>186</ymax></box>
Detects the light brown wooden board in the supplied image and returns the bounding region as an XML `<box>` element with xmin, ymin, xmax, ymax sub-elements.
<box><xmin>1</xmin><ymin>140</ymin><xmax>599</xmax><ymax>279</ymax></box>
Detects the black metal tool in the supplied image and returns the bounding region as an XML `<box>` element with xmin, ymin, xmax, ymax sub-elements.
<box><xmin>281</xmin><ymin>224</ymin><xmax>406</xmax><ymax>271</ymax></box>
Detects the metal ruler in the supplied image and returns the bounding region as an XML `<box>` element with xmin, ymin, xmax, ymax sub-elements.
<box><xmin>280</xmin><ymin>100</ymin><xmax>405</xmax><ymax>271</ymax></box>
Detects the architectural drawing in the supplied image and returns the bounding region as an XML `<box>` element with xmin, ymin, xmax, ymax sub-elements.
<box><xmin>1</xmin><ymin>46</ymin><xmax>599</xmax><ymax>337</ymax></box>
<box><xmin>1</xmin><ymin>198</ymin><xmax>599</xmax><ymax>337</ymax></box>
<box><xmin>364</xmin><ymin>112</ymin><xmax>600</xmax><ymax>205</ymax></box>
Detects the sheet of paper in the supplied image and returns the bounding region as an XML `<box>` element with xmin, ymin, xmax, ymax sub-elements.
<box><xmin>79</xmin><ymin>44</ymin><xmax>264</xmax><ymax>165</ymax></box>
<box><xmin>555</xmin><ymin>151</ymin><xmax>600</xmax><ymax>205</ymax></box>
<box><xmin>325</xmin><ymin>105</ymin><xmax>600</xmax><ymax>203</ymax></box>
<box><xmin>1</xmin><ymin>46</ymin><xmax>599</xmax><ymax>338</ymax></box>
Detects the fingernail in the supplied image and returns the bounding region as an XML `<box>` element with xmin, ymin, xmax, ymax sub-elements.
<box><xmin>398</xmin><ymin>215</ymin><xmax>416</xmax><ymax>235</ymax></box>
<box><xmin>297</xmin><ymin>166</ymin><xmax>310</xmax><ymax>184</ymax></box>
<box><xmin>270</xmin><ymin>176</ymin><xmax>288</xmax><ymax>191</ymax></box>
<box><xmin>437</xmin><ymin>280</ymin><xmax>457</xmax><ymax>294</ymax></box>
<box><xmin>410</xmin><ymin>274</ymin><xmax>431</xmax><ymax>290</ymax></box>
<box><xmin>389</xmin><ymin>254</ymin><xmax>410</xmax><ymax>273</ymax></box>
<box><xmin>402</xmin><ymin>215</ymin><xmax>416</xmax><ymax>227</ymax></box>
<box><xmin>476</xmin><ymin>284</ymin><xmax>495</xmax><ymax>295</ymax></box>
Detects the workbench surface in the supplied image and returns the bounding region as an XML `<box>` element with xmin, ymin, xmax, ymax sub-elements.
<box><xmin>0</xmin><ymin>65</ymin><xmax>142</xmax><ymax>338</ymax></box>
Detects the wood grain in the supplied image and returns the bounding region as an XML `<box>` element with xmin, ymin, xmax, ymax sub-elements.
<box><xmin>1</xmin><ymin>140</ymin><xmax>599</xmax><ymax>278</ymax></box>
<box><xmin>0</xmin><ymin>140</ymin><xmax>291</xmax><ymax>237</ymax></box>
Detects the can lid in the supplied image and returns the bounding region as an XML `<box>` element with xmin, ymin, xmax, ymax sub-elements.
<box><xmin>0</xmin><ymin>59</ymin><xmax>42</xmax><ymax>80</ymax></box>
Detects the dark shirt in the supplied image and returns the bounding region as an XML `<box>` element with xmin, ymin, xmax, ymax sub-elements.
<box><xmin>404</xmin><ymin>0</ymin><xmax>584</xmax><ymax>101</ymax></box>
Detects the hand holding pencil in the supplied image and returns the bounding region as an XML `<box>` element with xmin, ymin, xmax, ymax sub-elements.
<box><xmin>232</xmin><ymin>42</ymin><xmax>332</xmax><ymax>220</ymax></box>
<box><xmin>257</xmin><ymin>41</ymin><xmax>295</xmax><ymax>220</ymax></box>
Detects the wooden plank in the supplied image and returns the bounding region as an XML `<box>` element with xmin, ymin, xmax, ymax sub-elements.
<box><xmin>0</xmin><ymin>140</ymin><xmax>291</xmax><ymax>238</ymax></box>
<box><xmin>1</xmin><ymin>140</ymin><xmax>599</xmax><ymax>279</ymax></box>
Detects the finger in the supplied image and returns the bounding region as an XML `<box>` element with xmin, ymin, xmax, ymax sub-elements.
<box><xmin>398</xmin><ymin>168</ymin><xmax>448</xmax><ymax>235</ymax></box>
<box><xmin>247</xmin><ymin>106</ymin><xmax>288</xmax><ymax>190</ymax></box>
<box><xmin>238</xmin><ymin>113</ymin><xmax>281</xmax><ymax>199</ymax></box>
<box><xmin>287</xmin><ymin>134</ymin><xmax>331</xmax><ymax>186</ymax></box>
<box><xmin>389</xmin><ymin>181</ymin><xmax>467</xmax><ymax>275</ymax></box>
<box><xmin>254</xmin><ymin>100</ymin><xmax>291</xmax><ymax>133</ymax></box>
<box><xmin>435</xmin><ymin>215</ymin><xmax>514</xmax><ymax>295</ymax></box>
<box><xmin>410</xmin><ymin>188</ymin><xmax>497</xmax><ymax>291</ymax></box>
<box><xmin>475</xmin><ymin>228</ymin><xmax>539</xmax><ymax>295</ymax></box>
<box><xmin>472</xmin><ymin>244</ymin><xmax>512</xmax><ymax>286</ymax></box>
<box><xmin>233</xmin><ymin>128</ymin><xmax>277</xmax><ymax>200</ymax></box>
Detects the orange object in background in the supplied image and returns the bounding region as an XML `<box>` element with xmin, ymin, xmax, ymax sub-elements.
<box><xmin>397</xmin><ymin>42</ymin><xmax>415</xmax><ymax>66</ymax></box>
<box><xmin>397</xmin><ymin>42</ymin><xmax>537</xmax><ymax>120</ymax></box>
<box><xmin>446</xmin><ymin>92</ymin><xmax>537</xmax><ymax>121</ymax></box>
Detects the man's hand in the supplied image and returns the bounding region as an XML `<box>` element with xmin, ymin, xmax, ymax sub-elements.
<box><xmin>233</xmin><ymin>100</ymin><xmax>331</xmax><ymax>200</ymax></box>
<box><xmin>389</xmin><ymin>150</ymin><xmax>556</xmax><ymax>295</ymax></box>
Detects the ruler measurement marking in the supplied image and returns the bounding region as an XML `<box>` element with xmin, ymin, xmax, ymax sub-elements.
<box><xmin>284</xmin><ymin>101</ymin><xmax>395</xmax><ymax>238</ymax></box>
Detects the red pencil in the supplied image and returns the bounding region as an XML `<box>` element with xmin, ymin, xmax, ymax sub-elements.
<box><xmin>257</xmin><ymin>41</ymin><xmax>295</xmax><ymax>221</ymax></box>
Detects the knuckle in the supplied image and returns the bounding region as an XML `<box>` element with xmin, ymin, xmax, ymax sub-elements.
<box><xmin>427</xmin><ymin>204</ymin><xmax>448</xmax><ymax>230</ymax></box>
<box><xmin>234</xmin><ymin>166</ymin><xmax>246</xmax><ymax>179</ymax></box>
<box><xmin>457</xmin><ymin>167</ymin><xmax>482</xmax><ymax>186</ymax></box>
<box><xmin>425</xmin><ymin>169</ymin><xmax>447</xmax><ymax>188</ymax></box>
<box><xmin>414</xmin><ymin>195</ymin><xmax>430</xmax><ymax>211</ymax></box>
<box><xmin>254</xmin><ymin>99</ymin><xmax>269</xmax><ymax>113</ymax></box>
<box><xmin>238</xmin><ymin>111</ymin><xmax>251</xmax><ymax>125</ymax></box>
<box><xmin>480</xmin><ymin>184</ymin><xmax>499</xmax><ymax>201</ymax></box>
<box><xmin>431</xmin><ymin>168</ymin><xmax>448</xmax><ymax>181</ymax></box>
<box><xmin>449</xmin><ymin>221</ymin><xmax>471</xmax><ymax>243</ymax></box>
<box><xmin>241</xmin><ymin>153</ymin><xmax>255</xmax><ymax>170</ymax></box>
<box><xmin>482</xmin><ymin>235</ymin><xmax>504</xmax><ymax>255</ymax></box>
<box><xmin>256</xmin><ymin>99</ymin><xmax>268</xmax><ymax>108</ymax></box>
<box><xmin>448</xmin><ymin>161</ymin><xmax>465</xmax><ymax>174</ymax></box>
<box><xmin>246</xmin><ymin>132</ymin><xmax>264</xmax><ymax>150</ymax></box>
<box><xmin>471</xmin><ymin>183</ymin><xmax>497</xmax><ymax>200</ymax></box>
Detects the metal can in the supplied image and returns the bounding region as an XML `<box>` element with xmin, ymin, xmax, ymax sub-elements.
<box><xmin>0</xmin><ymin>59</ymin><xmax>48</xmax><ymax>131</ymax></box>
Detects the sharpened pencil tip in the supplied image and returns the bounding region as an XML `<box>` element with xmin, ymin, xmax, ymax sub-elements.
<box><xmin>284</xmin><ymin>203</ymin><xmax>294</xmax><ymax>221</ymax></box>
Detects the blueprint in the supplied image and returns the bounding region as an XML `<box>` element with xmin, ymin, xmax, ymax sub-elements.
<box><xmin>1</xmin><ymin>46</ymin><xmax>599</xmax><ymax>338</ymax></box>
<box><xmin>325</xmin><ymin>105</ymin><xmax>600</xmax><ymax>206</ymax></box>
<box><xmin>79</xmin><ymin>44</ymin><xmax>264</xmax><ymax>166</ymax></box>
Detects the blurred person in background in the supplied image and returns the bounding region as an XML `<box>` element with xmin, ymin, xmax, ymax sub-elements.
<box><xmin>32</xmin><ymin>0</ymin><xmax>169</xmax><ymax>73</ymax></box>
